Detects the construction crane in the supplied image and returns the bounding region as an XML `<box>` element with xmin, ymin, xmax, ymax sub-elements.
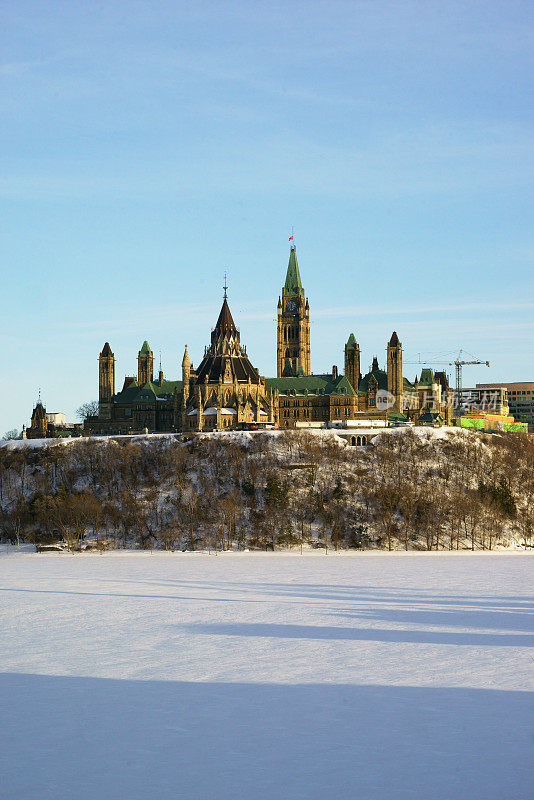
<box><xmin>404</xmin><ymin>356</ymin><xmax>452</xmax><ymax>367</ymax></box>
<box><xmin>404</xmin><ymin>352</ymin><xmax>489</xmax><ymax>393</ymax></box>
<box><xmin>454</xmin><ymin>350</ymin><xmax>490</xmax><ymax>403</ymax></box>
<box><xmin>405</xmin><ymin>351</ymin><xmax>490</xmax><ymax>413</ymax></box>
<box><xmin>403</xmin><ymin>356</ymin><xmax>453</xmax><ymax>377</ymax></box>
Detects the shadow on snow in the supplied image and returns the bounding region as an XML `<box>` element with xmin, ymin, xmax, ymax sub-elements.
<box><xmin>1</xmin><ymin>673</ymin><xmax>532</xmax><ymax>800</ymax></box>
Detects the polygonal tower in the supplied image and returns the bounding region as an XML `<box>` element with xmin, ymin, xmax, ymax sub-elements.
<box><xmin>98</xmin><ymin>342</ymin><xmax>115</xmax><ymax>421</ymax></box>
<box><xmin>137</xmin><ymin>340</ymin><xmax>154</xmax><ymax>385</ymax></box>
<box><xmin>29</xmin><ymin>398</ymin><xmax>48</xmax><ymax>438</ymax></box>
<box><xmin>344</xmin><ymin>333</ymin><xmax>361</xmax><ymax>393</ymax></box>
<box><xmin>387</xmin><ymin>331</ymin><xmax>403</xmax><ymax>413</ymax></box>
<box><xmin>277</xmin><ymin>244</ymin><xmax>310</xmax><ymax>377</ymax></box>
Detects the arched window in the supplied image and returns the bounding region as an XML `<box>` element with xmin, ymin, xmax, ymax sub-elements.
<box><xmin>357</xmin><ymin>436</ymin><xmax>361</xmax><ymax>445</ymax></box>
<box><xmin>351</xmin><ymin>436</ymin><xmax>356</xmax><ymax>446</ymax></box>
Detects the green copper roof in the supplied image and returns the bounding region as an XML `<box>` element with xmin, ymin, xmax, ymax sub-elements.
<box><xmin>419</xmin><ymin>368</ymin><xmax>434</xmax><ymax>386</ymax></box>
<box><xmin>140</xmin><ymin>340</ymin><xmax>152</xmax><ymax>355</ymax></box>
<box><xmin>358</xmin><ymin>369</ymin><xmax>388</xmax><ymax>393</ymax></box>
<box><xmin>284</xmin><ymin>247</ymin><xmax>304</xmax><ymax>297</ymax></box>
<box><xmin>346</xmin><ymin>333</ymin><xmax>357</xmax><ymax>349</ymax></box>
<box><xmin>266</xmin><ymin>373</ymin><xmax>357</xmax><ymax>397</ymax></box>
<box><xmin>114</xmin><ymin>379</ymin><xmax>183</xmax><ymax>404</ymax></box>
<box><xmin>418</xmin><ymin>410</ymin><xmax>444</xmax><ymax>424</ymax></box>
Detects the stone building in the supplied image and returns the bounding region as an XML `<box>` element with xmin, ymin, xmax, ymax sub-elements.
<box><xmin>85</xmin><ymin>295</ymin><xmax>276</xmax><ymax>435</ymax></box>
<box><xmin>26</xmin><ymin>400</ymin><xmax>48</xmax><ymax>439</ymax></box>
<box><xmin>179</xmin><ymin>296</ymin><xmax>276</xmax><ymax>431</ymax></box>
<box><xmin>26</xmin><ymin>396</ymin><xmax>81</xmax><ymax>439</ymax></box>
<box><xmin>83</xmin><ymin>241</ymin><xmax>452</xmax><ymax>435</ymax></box>
<box><xmin>266</xmin><ymin>370</ymin><xmax>358</xmax><ymax>427</ymax></box>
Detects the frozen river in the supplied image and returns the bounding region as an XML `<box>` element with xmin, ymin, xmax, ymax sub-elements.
<box><xmin>1</xmin><ymin>550</ymin><xmax>532</xmax><ymax>799</ymax></box>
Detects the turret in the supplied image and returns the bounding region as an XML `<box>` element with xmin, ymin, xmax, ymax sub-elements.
<box><xmin>182</xmin><ymin>345</ymin><xmax>191</xmax><ymax>405</ymax></box>
<box><xmin>387</xmin><ymin>331</ymin><xmax>403</xmax><ymax>413</ymax></box>
<box><xmin>137</xmin><ymin>341</ymin><xmax>154</xmax><ymax>385</ymax></box>
<box><xmin>182</xmin><ymin>344</ymin><xmax>191</xmax><ymax>378</ymax></box>
<box><xmin>98</xmin><ymin>342</ymin><xmax>115</xmax><ymax>421</ymax></box>
<box><xmin>344</xmin><ymin>333</ymin><xmax>361</xmax><ymax>392</ymax></box>
<box><xmin>29</xmin><ymin>396</ymin><xmax>48</xmax><ymax>438</ymax></box>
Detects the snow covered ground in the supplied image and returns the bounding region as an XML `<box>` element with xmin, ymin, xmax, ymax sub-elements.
<box><xmin>1</xmin><ymin>551</ymin><xmax>532</xmax><ymax>799</ymax></box>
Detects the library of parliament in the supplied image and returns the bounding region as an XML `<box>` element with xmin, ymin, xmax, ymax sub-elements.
<box><xmin>74</xmin><ymin>244</ymin><xmax>451</xmax><ymax>435</ymax></box>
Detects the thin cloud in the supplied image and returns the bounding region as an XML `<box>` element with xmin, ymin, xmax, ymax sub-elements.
<box><xmin>314</xmin><ymin>301</ymin><xmax>534</xmax><ymax>319</ymax></box>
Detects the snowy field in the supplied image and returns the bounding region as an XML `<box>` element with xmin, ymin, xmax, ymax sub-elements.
<box><xmin>1</xmin><ymin>551</ymin><xmax>532</xmax><ymax>800</ymax></box>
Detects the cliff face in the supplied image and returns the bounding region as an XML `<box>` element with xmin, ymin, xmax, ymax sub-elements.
<box><xmin>0</xmin><ymin>427</ymin><xmax>531</xmax><ymax>551</ymax></box>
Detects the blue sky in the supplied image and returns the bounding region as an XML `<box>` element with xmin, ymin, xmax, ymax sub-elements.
<box><xmin>1</xmin><ymin>0</ymin><xmax>533</xmax><ymax>432</ymax></box>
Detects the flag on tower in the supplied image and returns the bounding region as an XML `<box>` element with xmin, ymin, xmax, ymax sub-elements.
<box><xmin>289</xmin><ymin>235</ymin><xmax>294</xmax><ymax>242</ymax></box>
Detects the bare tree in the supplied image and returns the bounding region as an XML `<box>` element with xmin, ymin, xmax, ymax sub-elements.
<box><xmin>2</xmin><ymin>429</ymin><xmax>20</xmax><ymax>441</ymax></box>
<box><xmin>76</xmin><ymin>401</ymin><xmax>99</xmax><ymax>420</ymax></box>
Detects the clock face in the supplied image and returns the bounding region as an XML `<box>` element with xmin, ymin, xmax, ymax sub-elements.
<box><xmin>287</xmin><ymin>300</ymin><xmax>297</xmax><ymax>312</ymax></box>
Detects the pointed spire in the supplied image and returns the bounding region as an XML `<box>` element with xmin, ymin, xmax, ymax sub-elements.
<box><xmin>389</xmin><ymin>331</ymin><xmax>400</xmax><ymax>347</ymax></box>
<box><xmin>214</xmin><ymin>297</ymin><xmax>238</xmax><ymax>336</ymax></box>
<box><xmin>372</xmin><ymin>356</ymin><xmax>379</xmax><ymax>372</ymax></box>
<box><xmin>182</xmin><ymin>345</ymin><xmax>190</xmax><ymax>367</ymax></box>
<box><xmin>140</xmin><ymin>340</ymin><xmax>151</xmax><ymax>355</ymax></box>
<box><xmin>100</xmin><ymin>341</ymin><xmax>113</xmax><ymax>357</ymax></box>
<box><xmin>284</xmin><ymin>247</ymin><xmax>303</xmax><ymax>296</ymax></box>
<box><xmin>346</xmin><ymin>333</ymin><xmax>357</xmax><ymax>349</ymax></box>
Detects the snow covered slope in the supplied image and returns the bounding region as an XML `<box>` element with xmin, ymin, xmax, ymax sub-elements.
<box><xmin>1</xmin><ymin>551</ymin><xmax>532</xmax><ymax>799</ymax></box>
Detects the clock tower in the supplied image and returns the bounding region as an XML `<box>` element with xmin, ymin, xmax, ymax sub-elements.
<box><xmin>277</xmin><ymin>244</ymin><xmax>311</xmax><ymax>377</ymax></box>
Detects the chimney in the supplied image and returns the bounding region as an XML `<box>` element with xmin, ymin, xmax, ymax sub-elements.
<box><xmin>158</xmin><ymin>370</ymin><xmax>164</xmax><ymax>385</ymax></box>
<box><xmin>332</xmin><ymin>365</ymin><xmax>338</xmax><ymax>380</ymax></box>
